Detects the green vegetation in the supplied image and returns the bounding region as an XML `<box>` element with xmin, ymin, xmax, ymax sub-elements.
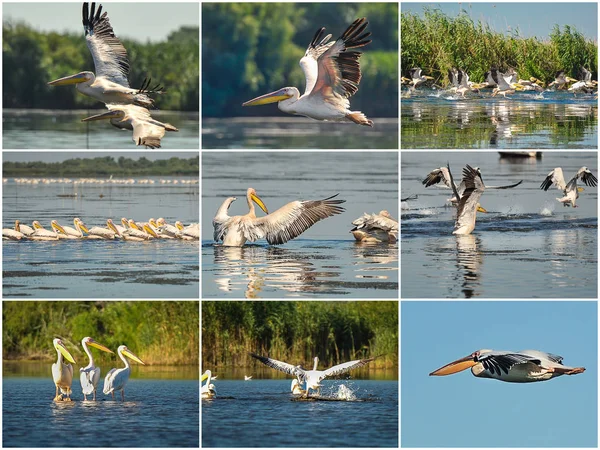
<box><xmin>3</xmin><ymin>22</ymin><xmax>199</xmax><ymax>110</ymax></box>
<box><xmin>3</xmin><ymin>156</ymin><xmax>199</xmax><ymax>177</ymax></box>
<box><xmin>401</xmin><ymin>8</ymin><xmax>598</xmax><ymax>84</ymax></box>
<box><xmin>202</xmin><ymin>301</ymin><xmax>397</xmax><ymax>369</ymax></box>
<box><xmin>202</xmin><ymin>3</ymin><xmax>398</xmax><ymax>118</ymax></box>
<box><xmin>3</xmin><ymin>301</ymin><xmax>199</xmax><ymax>365</ymax></box>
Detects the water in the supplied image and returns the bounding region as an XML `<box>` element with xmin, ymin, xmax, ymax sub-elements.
<box><xmin>401</xmin><ymin>90</ymin><xmax>598</xmax><ymax>148</ymax></box>
<box><xmin>202</xmin><ymin>117</ymin><xmax>399</xmax><ymax>149</ymax></box>
<box><xmin>3</xmin><ymin>179</ymin><xmax>199</xmax><ymax>298</ymax></box>
<box><xmin>3</xmin><ymin>110</ymin><xmax>199</xmax><ymax>149</ymax></box>
<box><xmin>3</xmin><ymin>364</ymin><xmax>199</xmax><ymax>447</ymax></box>
<box><xmin>202</xmin><ymin>379</ymin><xmax>398</xmax><ymax>447</ymax></box>
<box><xmin>401</xmin><ymin>151</ymin><xmax>598</xmax><ymax>298</ymax></box>
<box><xmin>202</xmin><ymin>152</ymin><xmax>398</xmax><ymax>298</ymax></box>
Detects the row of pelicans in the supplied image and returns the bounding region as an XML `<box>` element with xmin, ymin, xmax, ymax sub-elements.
<box><xmin>3</xmin><ymin>218</ymin><xmax>199</xmax><ymax>241</ymax></box>
<box><xmin>414</xmin><ymin>164</ymin><xmax>598</xmax><ymax>235</ymax></box>
<box><xmin>52</xmin><ymin>337</ymin><xmax>144</xmax><ymax>402</ymax></box>
<box><xmin>7</xmin><ymin>178</ymin><xmax>198</xmax><ymax>185</ymax></box>
<box><xmin>402</xmin><ymin>67</ymin><xmax>598</xmax><ymax>98</ymax></box>
<box><xmin>213</xmin><ymin>188</ymin><xmax>398</xmax><ymax>246</ymax></box>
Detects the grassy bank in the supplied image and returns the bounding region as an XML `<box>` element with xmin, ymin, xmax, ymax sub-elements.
<box><xmin>3</xmin><ymin>301</ymin><xmax>199</xmax><ymax>365</ymax></box>
<box><xmin>202</xmin><ymin>301</ymin><xmax>398</xmax><ymax>369</ymax></box>
<box><xmin>401</xmin><ymin>8</ymin><xmax>598</xmax><ymax>84</ymax></box>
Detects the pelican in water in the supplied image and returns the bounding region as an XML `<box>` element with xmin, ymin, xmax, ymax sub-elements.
<box><xmin>80</xmin><ymin>337</ymin><xmax>114</xmax><ymax>401</ymax></box>
<box><xmin>84</xmin><ymin>219</ymin><xmax>121</xmax><ymax>239</ymax></box>
<box><xmin>569</xmin><ymin>67</ymin><xmax>597</xmax><ymax>93</ymax></box>
<box><xmin>201</xmin><ymin>370</ymin><xmax>217</xmax><ymax>399</ymax></box>
<box><xmin>3</xmin><ymin>221</ymin><xmax>25</xmax><ymax>240</ymax></box>
<box><xmin>490</xmin><ymin>68</ymin><xmax>520</xmax><ymax>97</ymax></box>
<box><xmin>447</xmin><ymin>164</ymin><xmax>487</xmax><ymax>235</ymax></box>
<box><xmin>103</xmin><ymin>345</ymin><xmax>145</xmax><ymax>401</ymax></box>
<box><xmin>350</xmin><ymin>210</ymin><xmax>398</xmax><ymax>243</ymax></box>
<box><xmin>16</xmin><ymin>220</ymin><xmax>35</xmax><ymax>236</ymax></box>
<box><xmin>244</xmin><ymin>375</ymin><xmax>253</xmax><ymax>381</ymax></box>
<box><xmin>82</xmin><ymin>104</ymin><xmax>178</xmax><ymax>149</ymax></box>
<box><xmin>155</xmin><ymin>218</ymin><xmax>181</xmax><ymax>239</ymax></box>
<box><xmin>52</xmin><ymin>219</ymin><xmax>88</xmax><ymax>239</ymax></box>
<box><xmin>540</xmin><ymin>167</ymin><xmax>598</xmax><ymax>207</ymax></box>
<box><xmin>430</xmin><ymin>349</ymin><xmax>585</xmax><ymax>382</ymax></box>
<box><xmin>250</xmin><ymin>352</ymin><xmax>377</xmax><ymax>398</ymax></box>
<box><xmin>52</xmin><ymin>338</ymin><xmax>76</xmax><ymax>402</ymax></box>
<box><xmin>121</xmin><ymin>221</ymin><xmax>159</xmax><ymax>241</ymax></box>
<box><xmin>548</xmin><ymin>71</ymin><xmax>577</xmax><ymax>90</ymax></box>
<box><xmin>407</xmin><ymin>67</ymin><xmax>434</xmax><ymax>89</ymax></box>
<box><xmin>175</xmin><ymin>222</ymin><xmax>199</xmax><ymax>240</ymax></box>
<box><xmin>213</xmin><ymin>188</ymin><xmax>345</xmax><ymax>246</ymax></box>
<box><xmin>243</xmin><ymin>18</ymin><xmax>373</xmax><ymax>126</ymax></box>
<box><xmin>48</xmin><ymin>3</ymin><xmax>163</xmax><ymax>107</ymax></box>
<box><xmin>30</xmin><ymin>221</ymin><xmax>68</xmax><ymax>241</ymax></box>
<box><xmin>447</xmin><ymin>68</ymin><xmax>481</xmax><ymax>97</ymax></box>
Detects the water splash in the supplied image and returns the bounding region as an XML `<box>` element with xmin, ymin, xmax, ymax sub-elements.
<box><xmin>539</xmin><ymin>202</ymin><xmax>555</xmax><ymax>216</ymax></box>
<box><xmin>335</xmin><ymin>384</ymin><xmax>357</xmax><ymax>401</ymax></box>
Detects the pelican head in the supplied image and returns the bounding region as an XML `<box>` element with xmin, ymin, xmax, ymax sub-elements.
<box><xmin>53</xmin><ymin>338</ymin><xmax>76</xmax><ymax>364</ymax></box>
<box><xmin>143</xmin><ymin>223</ymin><xmax>159</xmax><ymax>238</ymax></box>
<box><xmin>32</xmin><ymin>220</ymin><xmax>43</xmax><ymax>230</ymax></box>
<box><xmin>476</xmin><ymin>204</ymin><xmax>487</xmax><ymax>213</ymax></box>
<box><xmin>50</xmin><ymin>220</ymin><xmax>67</xmax><ymax>235</ymax></box>
<box><xmin>76</xmin><ymin>218</ymin><xmax>90</xmax><ymax>234</ymax></box>
<box><xmin>48</xmin><ymin>71</ymin><xmax>94</xmax><ymax>86</ymax></box>
<box><xmin>82</xmin><ymin>336</ymin><xmax>113</xmax><ymax>354</ymax></box>
<box><xmin>119</xmin><ymin>345</ymin><xmax>146</xmax><ymax>365</ymax></box>
<box><xmin>247</xmin><ymin>188</ymin><xmax>269</xmax><ymax>214</ymax></box>
<box><xmin>106</xmin><ymin>219</ymin><xmax>121</xmax><ymax>235</ymax></box>
<box><xmin>81</xmin><ymin>109</ymin><xmax>125</xmax><ymax>123</ymax></box>
<box><xmin>242</xmin><ymin>87</ymin><xmax>296</xmax><ymax>106</ymax></box>
<box><xmin>429</xmin><ymin>349</ymin><xmax>492</xmax><ymax>376</ymax></box>
<box><xmin>312</xmin><ymin>356</ymin><xmax>319</xmax><ymax>371</ymax></box>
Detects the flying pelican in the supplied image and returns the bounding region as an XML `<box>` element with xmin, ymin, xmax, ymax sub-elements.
<box><xmin>429</xmin><ymin>349</ymin><xmax>585</xmax><ymax>382</ymax></box>
<box><xmin>52</xmin><ymin>338</ymin><xmax>76</xmax><ymax>402</ymax></box>
<box><xmin>80</xmin><ymin>337</ymin><xmax>114</xmax><ymax>401</ymax></box>
<box><xmin>447</xmin><ymin>164</ymin><xmax>487</xmax><ymax>235</ymax></box>
<box><xmin>84</xmin><ymin>219</ymin><xmax>121</xmax><ymax>239</ymax></box>
<box><xmin>350</xmin><ymin>211</ymin><xmax>398</xmax><ymax>243</ymax></box>
<box><xmin>213</xmin><ymin>188</ymin><xmax>345</xmax><ymax>246</ymax></box>
<box><xmin>242</xmin><ymin>18</ymin><xmax>373</xmax><ymax>126</ymax></box>
<box><xmin>540</xmin><ymin>166</ymin><xmax>598</xmax><ymax>207</ymax></box>
<box><xmin>548</xmin><ymin>71</ymin><xmax>577</xmax><ymax>90</ymax></box>
<box><xmin>103</xmin><ymin>345</ymin><xmax>145</xmax><ymax>401</ymax></box>
<box><xmin>408</xmin><ymin>67</ymin><xmax>434</xmax><ymax>88</ymax></box>
<box><xmin>201</xmin><ymin>370</ymin><xmax>217</xmax><ymax>399</ymax></box>
<box><xmin>81</xmin><ymin>104</ymin><xmax>178</xmax><ymax>149</ymax></box>
<box><xmin>569</xmin><ymin>67</ymin><xmax>597</xmax><ymax>93</ymax></box>
<box><xmin>48</xmin><ymin>3</ymin><xmax>163</xmax><ymax>107</ymax></box>
<box><xmin>249</xmin><ymin>352</ymin><xmax>377</xmax><ymax>398</ymax></box>
<box><xmin>490</xmin><ymin>68</ymin><xmax>519</xmax><ymax>97</ymax></box>
<box><xmin>30</xmin><ymin>221</ymin><xmax>68</xmax><ymax>241</ymax></box>
<box><xmin>447</xmin><ymin>68</ymin><xmax>480</xmax><ymax>97</ymax></box>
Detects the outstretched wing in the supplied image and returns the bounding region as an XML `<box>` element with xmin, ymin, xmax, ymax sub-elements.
<box><xmin>486</xmin><ymin>180</ymin><xmax>523</xmax><ymax>190</ymax></box>
<box><xmin>249</xmin><ymin>353</ymin><xmax>302</xmax><ymax>377</ymax></box>
<box><xmin>456</xmin><ymin>165</ymin><xmax>485</xmax><ymax>221</ymax></box>
<box><xmin>540</xmin><ymin>167</ymin><xmax>566</xmax><ymax>191</ymax></box>
<box><xmin>322</xmin><ymin>356</ymin><xmax>377</xmax><ymax>379</ymax></box>
<box><xmin>423</xmin><ymin>167</ymin><xmax>452</xmax><ymax>189</ymax></box>
<box><xmin>578</xmin><ymin>167</ymin><xmax>598</xmax><ymax>187</ymax></box>
<box><xmin>478</xmin><ymin>351</ymin><xmax>540</xmax><ymax>376</ymax></box>
<box><xmin>300</xmin><ymin>28</ymin><xmax>334</xmax><ymax>95</ymax></box>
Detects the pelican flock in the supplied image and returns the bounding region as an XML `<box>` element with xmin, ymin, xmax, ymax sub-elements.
<box><xmin>243</xmin><ymin>18</ymin><xmax>373</xmax><ymax>126</ymax></box>
<box><xmin>430</xmin><ymin>349</ymin><xmax>585</xmax><ymax>382</ymax></box>
<box><xmin>540</xmin><ymin>167</ymin><xmax>598</xmax><ymax>207</ymax></box>
<box><xmin>47</xmin><ymin>3</ymin><xmax>178</xmax><ymax>148</ymax></box>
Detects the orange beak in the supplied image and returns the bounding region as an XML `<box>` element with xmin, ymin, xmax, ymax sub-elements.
<box><xmin>429</xmin><ymin>354</ymin><xmax>477</xmax><ymax>376</ymax></box>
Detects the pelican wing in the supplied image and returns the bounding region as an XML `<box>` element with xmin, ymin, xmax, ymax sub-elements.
<box><xmin>455</xmin><ymin>165</ymin><xmax>485</xmax><ymax>228</ymax></box>
<box><xmin>300</xmin><ymin>29</ymin><xmax>334</xmax><ymax>95</ymax></box>
<box><xmin>253</xmin><ymin>195</ymin><xmax>345</xmax><ymax>245</ymax></box>
<box><xmin>446</xmin><ymin>163</ymin><xmax>461</xmax><ymax>204</ymax></box>
<box><xmin>80</xmin><ymin>366</ymin><xmax>101</xmax><ymax>395</ymax></box>
<box><xmin>577</xmin><ymin>167</ymin><xmax>598</xmax><ymax>187</ymax></box>
<box><xmin>83</xmin><ymin>2</ymin><xmax>130</xmax><ymax>87</ymax></box>
<box><xmin>423</xmin><ymin>167</ymin><xmax>452</xmax><ymax>189</ymax></box>
<box><xmin>519</xmin><ymin>350</ymin><xmax>563</xmax><ymax>364</ymax></box>
<box><xmin>485</xmin><ymin>180</ymin><xmax>523</xmax><ymax>190</ymax></box>
<box><xmin>249</xmin><ymin>353</ymin><xmax>301</xmax><ymax>376</ymax></box>
<box><xmin>322</xmin><ymin>356</ymin><xmax>377</xmax><ymax>379</ymax></box>
<box><xmin>478</xmin><ymin>351</ymin><xmax>540</xmax><ymax>376</ymax></box>
<box><xmin>540</xmin><ymin>167</ymin><xmax>566</xmax><ymax>191</ymax></box>
<box><xmin>130</xmin><ymin>110</ymin><xmax>167</xmax><ymax>149</ymax></box>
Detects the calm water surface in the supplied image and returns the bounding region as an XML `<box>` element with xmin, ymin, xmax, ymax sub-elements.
<box><xmin>401</xmin><ymin>151</ymin><xmax>598</xmax><ymax>298</ymax></box>
<box><xmin>202</xmin><ymin>379</ymin><xmax>398</xmax><ymax>447</ymax></box>
<box><xmin>202</xmin><ymin>152</ymin><xmax>398</xmax><ymax>298</ymax></box>
<box><xmin>401</xmin><ymin>90</ymin><xmax>597</xmax><ymax>148</ymax></box>
<box><xmin>3</xmin><ymin>179</ymin><xmax>199</xmax><ymax>298</ymax></box>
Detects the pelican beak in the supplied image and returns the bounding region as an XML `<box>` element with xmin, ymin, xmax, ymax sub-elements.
<box><xmin>424</xmin><ymin>76</ymin><xmax>434</xmax><ymax>80</ymax></box>
<box><xmin>577</xmin><ymin>187</ymin><xmax>585</xmax><ymax>192</ymax></box>
<box><xmin>48</xmin><ymin>73</ymin><xmax>89</xmax><ymax>86</ymax></box>
<box><xmin>56</xmin><ymin>342</ymin><xmax>76</xmax><ymax>364</ymax></box>
<box><xmin>123</xmin><ymin>348</ymin><xmax>146</xmax><ymax>365</ymax></box>
<box><xmin>52</xmin><ymin>222</ymin><xmax>67</xmax><ymax>235</ymax></box>
<box><xmin>429</xmin><ymin>354</ymin><xmax>477</xmax><ymax>376</ymax></box>
<box><xmin>81</xmin><ymin>110</ymin><xmax>122</xmax><ymax>122</ymax></box>
<box><xmin>566</xmin><ymin>77</ymin><xmax>578</xmax><ymax>83</ymax></box>
<box><xmin>477</xmin><ymin>205</ymin><xmax>488</xmax><ymax>213</ymax></box>
<box><xmin>143</xmin><ymin>224</ymin><xmax>158</xmax><ymax>238</ymax></box>
<box><xmin>87</xmin><ymin>339</ymin><xmax>114</xmax><ymax>353</ymax></box>
<box><xmin>251</xmin><ymin>193</ymin><xmax>269</xmax><ymax>214</ymax></box>
<box><xmin>201</xmin><ymin>372</ymin><xmax>210</xmax><ymax>382</ymax></box>
<box><xmin>243</xmin><ymin>89</ymin><xmax>293</xmax><ymax>106</ymax></box>
<box><xmin>78</xmin><ymin>221</ymin><xmax>90</xmax><ymax>234</ymax></box>
<box><xmin>107</xmin><ymin>220</ymin><xmax>120</xmax><ymax>235</ymax></box>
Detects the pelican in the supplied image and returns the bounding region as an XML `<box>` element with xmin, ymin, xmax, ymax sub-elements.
<box><xmin>569</xmin><ymin>67</ymin><xmax>597</xmax><ymax>93</ymax></box>
<box><xmin>447</xmin><ymin>68</ymin><xmax>480</xmax><ymax>97</ymax></box>
<box><xmin>58</xmin><ymin>218</ymin><xmax>89</xmax><ymax>238</ymax></box>
<box><xmin>2</xmin><ymin>223</ymin><xmax>24</xmax><ymax>240</ymax></box>
<box><xmin>30</xmin><ymin>221</ymin><xmax>67</xmax><ymax>241</ymax></box>
<box><xmin>490</xmin><ymin>68</ymin><xmax>519</xmax><ymax>97</ymax></box>
<box><xmin>48</xmin><ymin>3</ymin><xmax>163</xmax><ymax>107</ymax></box>
<box><xmin>80</xmin><ymin>337</ymin><xmax>114</xmax><ymax>401</ymax></box>
<box><xmin>244</xmin><ymin>375</ymin><xmax>253</xmax><ymax>381</ymax></box>
<box><xmin>350</xmin><ymin>210</ymin><xmax>398</xmax><ymax>243</ymax></box>
<box><xmin>447</xmin><ymin>164</ymin><xmax>487</xmax><ymax>235</ymax></box>
<box><xmin>81</xmin><ymin>104</ymin><xmax>178</xmax><ymax>149</ymax></box>
<box><xmin>214</xmin><ymin>188</ymin><xmax>345</xmax><ymax>246</ymax></box>
<box><xmin>155</xmin><ymin>218</ymin><xmax>180</xmax><ymax>238</ymax></box>
<box><xmin>52</xmin><ymin>338</ymin><xmax>76</xmax><ymax>402</ymax></box>
<box><xmin>242</xmin><ymin>18</ymin><xmax>373</xmax><ymax>126</ymax></box>
<box><xmin>103</xmin><ymin>345</ymin><xmax>145</xmax><ymax>401</ymax></box>
<box><xmin>121</xmin><ymin>221</ymin><xmax>159</xmax><ymax>241</ymax></box>
<box><xmin>250</xmin><ymin>352</ymin><xmax>377</xmax><ymax>398</ymax></box>
<box><xmin>540</xmin><ymin>167</ymin><xmax>598</xmax><ymax>207</ymax></box>
<box><xmin>175</xmin><ymin>222</ymin><xmax>199</xmax><ymax>240</ymax></box>
<box><xmin>548</xmin><ymin>71</ymin><xmax>577</xmax><ymax>90</ymax></box>
<box><xmin>408</xmin><ymin>67</ymin><xmax>434</xmax><ymax>88</ymax></box>
<box><xmin>16</xmin><ymin>220</ymin><xmax>35</xmax><ymax>236</ymax></box>
<box><xmin>430</xmin><ymin>349</ymin><xmax>585</xmax><ymax>382</ymax></box>
<box><xmin>201</xmin><ymin>370</ymin><xmax>217</xmax><ymax>399</ymax></box>
<box><xmin>85</xmin><ymin>219</ymin><xmax>121</xmax><ymax>239</ymax></box>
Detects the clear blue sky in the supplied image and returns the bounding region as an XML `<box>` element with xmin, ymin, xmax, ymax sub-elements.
<box><xmin>2</xmin><ymin>3</ymin><xmax>199</xmax><ymax>42</ymax></box>
<box><xmin>401</xmin><ymin>301</ymin><xmax>597</xmax><ymax>447</ymax></box>
<box><xmin>402</xmin><ymin>3</ymin><xmax>598</xmax><ymax>40</ymax></box>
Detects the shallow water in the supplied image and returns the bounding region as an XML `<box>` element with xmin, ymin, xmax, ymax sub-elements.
<box><xmin>401</xmin><ymin>90</ymin><xmax>598</xmax><ymax>148</ymax></box>
<box><xmin>202</xmin><ymin>379</ymin><xmax>398</xmax><ymax>447</ymax></box>
<box><xmin>401</xmin><ymin>151</ymin><xmax>598</xmax><ymax>298</ymax></box>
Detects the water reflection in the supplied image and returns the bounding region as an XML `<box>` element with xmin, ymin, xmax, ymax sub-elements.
<box><xmin>351</xmin><ymin>242</ymin><xmax>398</xmax><ymax>279</ymax></box>
<box><xmin>455</xmin><ymin>235</ymin><xmax>483</xmax><ymax>298</ymax></box>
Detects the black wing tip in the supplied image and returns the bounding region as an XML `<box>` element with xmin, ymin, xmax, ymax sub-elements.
<box><xmin>310</xmin><ymin>27</ymin><xmax>326</xmax><ymax>48</ymax></box>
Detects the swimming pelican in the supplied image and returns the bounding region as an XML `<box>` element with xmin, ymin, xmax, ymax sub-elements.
<box><xmin>16</xmin><ymin>220</ymin><xmax>35</xmax><ymax>236</ymax></box>
<box><xmin>103</xmin><ymin>345</ymin><xmax>145</xmax><ymax>401</ymax></box>
<box><xmin>84</xmin><ymin>219</ymin><xmax>121</xmax><ymax>239</ymax></box>
<box><xmin>201</xmin><ymin>370</ymin><xmax>217</xmax><ymax>399</ymax></box>
<box><xmin>242</xmin><ymin>18</ymin><xmax>373</xmax><ymax>126</ymax></box>
<box><xmin>350</xmin><ymin>210</ymin><xmax>398</xmax><ymax>243</ymax></box>
<box><xmin>447</xmin><ymin>164</ymin><xmax>487</xmax><ymax>235</ymax></box>
<box><xmin>52</xmin><ymin>338</ymin><xmax>76</xmax><ymax>402</ymax></box>
<box><xmin>540</xmin><ymin>167</ymin><xmax>598</xmax><ymax>207</ymax></box>
<box><xmin>175</xmin><ymin>222</ymin><xmax>199</xmax><ymax>240</ymax></box>
<box><xmin>214</xmin><ymin>188</ymin><xmax>345</xmax><ymax>246</ymax></box>
<box><xmin>244</xmin><ymin>375</ymin><xmax>253</xmax><ymax>381</ymax></box>
<box><xmin>30</xmin><ymin>221</ymin><xmax>68</xmax><ymax>241</ymax></box>
<box><xmin>2</xmin><ymin>222</ymin><xmax>25</xmax><ymax>240</ymax></box>
<box><xmin>430</xmin><ymin>349</ymin><xmax>585</xmax><ymax>382</ymax></box>
<box><xmin>48</xmin><ymin>3</ymin><xmax>163</xmax><ymax>107</ymax></box>
<box><xmin>250</xmin><ymin>352</ymin><xmax>377</xmax><ymax>398</ymax></box>
<box><xmin>81</xmin><ymin>104</ymin><xmax>178</xmax><ymax>149</ymax></box>
<box><xmin>121</xmin><ymin>221</ymin><xmax>159</xmax><ymax>241</ymax></box>
<box><xmin>155</xmin><ymin>218</ymin><xmax>181</xmax><ymax>238</ymax></box>
<box><xmin>57</xmin><ymin>218</ymin><xmax>89</xmax><ymax>238</ymax></box>
<box><xmin>548</xmin><ymin>71</ymin><xmax>577</xmax><ymax>90</ymax></box>
<box><xmin>80</xmin><ymin>337</ymin><xmax>114</xmax><ymax>401</ymax></box>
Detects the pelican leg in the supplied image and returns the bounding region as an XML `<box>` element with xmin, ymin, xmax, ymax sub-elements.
<box><xmin>54</xmin><ymin>386</ymin><xmax>61</xmax><ymax>402</ymax></box>
<box><xmin>121</xmin><ymin>390</ymin><xmax>125</xmax><ymax>401</ymax></box>
<box><xmin>111</xmin><ymin>391</ymin><xmax>115</xmax><ymax>400</ymax></box>
<box><xmin>83</xmin><ymin>393</ymin><xmax>88</xmax><ymax>401</ymax></box>
<box><xmin>552</xmin><ymin>366</ymin><xmax>586</xmax><ymax>375</ymax></box>
<box><xmin>93</xmin><ymin>390</ymin><xmax>96</xmax><ymax>401</ymax></box>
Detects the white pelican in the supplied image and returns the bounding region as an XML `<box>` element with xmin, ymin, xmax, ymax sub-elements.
<box><xmin>84</xmin><ymin>219</ymin><xmax>121</xmax><ymax>239</ymax></box>
<box><xmin>48</xmin><ymin>3</ymin><xmax>163</xmax><ymax>107</ymax></box>
<box><xmin>2</xmin><ymin>223</ymin><xmax>25</xmax><ymax>240</ymax></box>
<box><xmin>447</xmin><ymin>68</ymin><xmax>480</xmax><ymax>97</ymax></box>
<box><xmin>201</xmin><ymin>370</ymin><xmax>217</xmax><ymax>399</ymax></box>
<box><xmin>80</xmin><ymin>337</ymin><xmax>114</xmax><ymax>401</ymax></box>
<box><xmin>490</xmin><ymin>68</ymin><xmax>519</xmax><ymax>97</ymax></box>
<box><xmin>250</xmin><ymin>352</ymin><xmax>377</xmax><ymax>398</ymax></box>
<box><xmin>540</xmin><ymin>167</ymin><xmax>598</xmax><ymax>207</ymax></box>
<box><xmin>57</xmin><ymin>218</ymin><xmax>89</xmax><ymax>238</ymax></box>
<box><xmin>408</xmin><ymin>67</ymin><xmax>434</xmax><ymax>88</ymax></box>
<box><xmin>155</xmin><ymin>218</ymin><xmax>180</xmax><ymax>238</ymax></box>
<box><xmin>175</xmin><ymin>222</ymin><xmax>199</xmax><ymax>240</ymax></box>
<box><xmin>52</xmin><ymin>338</ymin><xmax>76</xmax><ymax>402</ymax></box>
<box><xmin>447</xmin><ymin>164</ymin><xmax>487</xmax><ymax>235</ymax></box>
<box><xmin>214</xmin><ymin>188</ymin><xmax>345</xmax><ymax>246</ymax></box>
<box><xmin>103</xmin><ymin>345</ymin><xmax>145</xmax><ymax>401</ymax></box>
<box><xmin>430</xmin><ymin>349</ymin><xmax>585</xmax><ymax>382</ymax></box>
<box><xmin>30</xmin><ymin>221</ymin><xmax>67</xmax><ymax>241</ymax></box>
<box><xmin>350</xmin><ymin>211</ymin><xmax>398</xmax><ymax>243</ymax></box>
<box><xmin>548</xmin><ymin>71</ymin><xmax>577</xmax><ymax>90</ymax></box>
<box><xmin>242</xmin><ymin>18</ymin><xmax>373</xmax><ymax>126</ymax></box>
<box><xmin>16</xmin><ymin>220</ymin><xmax>35</xmax><ymax>236</ymax></box>
<box><xmin>81</xmin><ymin>104</ymin><xmax>178</xmax><ymax>149</ymax></box>
<box><xmin>569</xmin><ymin>67</ymin><xmax>597</xmax><ymax>93</ymax></box>
<box><xmin>121</xmin><ymin>221</ymin><xmax>158</xmax><ymax>241</ymax></box>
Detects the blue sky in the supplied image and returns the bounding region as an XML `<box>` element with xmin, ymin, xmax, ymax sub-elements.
<box><xmin>401</xmin><ymin>301</ymin><xmax>597</xmax><ymax>447</ymax></box>
<box><xmin>402</xmin><ymin>3</ymin><xmax>598</xmax><ymax>40</ymax></box>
